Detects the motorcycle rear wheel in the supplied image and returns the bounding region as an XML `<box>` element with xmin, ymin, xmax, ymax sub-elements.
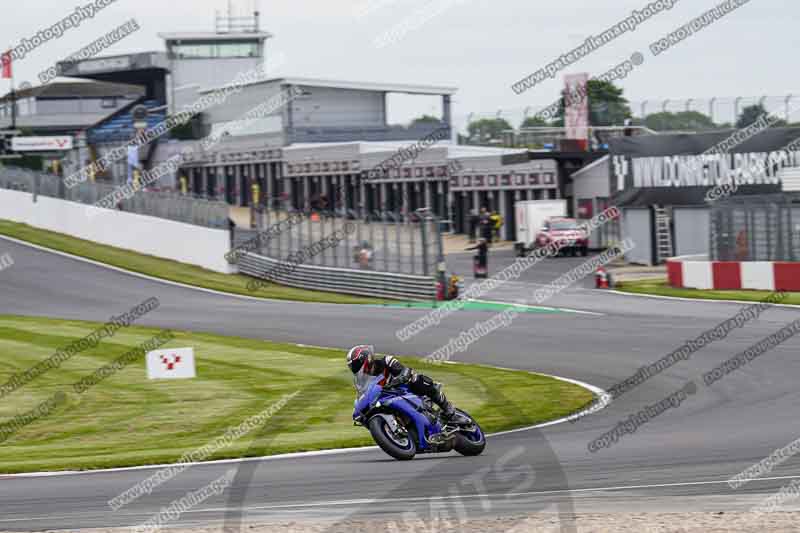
<box><xmin>368</xmin><ymin>415</ymin><xmax>417</xmax><ymax>460</ymax></box>
<box><xmin>453</xmin><ymin>409</ymin><xmax>486</xmax><ymax>456</ymax></box>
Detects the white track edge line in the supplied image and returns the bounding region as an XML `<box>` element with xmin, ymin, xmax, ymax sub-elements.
<box><xmin>184</xmin><ymin>473</ymin><xmax>800</xmax><ymax>514</ymax></box>
<box><xmin>474</xmin><ymin>299</ymin><xmax>605</xmax><ymax>316</ymax></box>
<box><xmin>0</xmin><ymin>474</ymin><xmax>794</xmax><ymax>523</ymax></box>
<box><xmin>0</xmin><ymin>372</ymin><xmax>609</xmax><ymax>479</ymax></box>
<box><xmin>606</xmin><ymin>288</ymin><xmax>800</xmax><ymax>309</ymax></box>
<box><xmin>0</xmin><ymin>234</ymin><xmax>311</xmax><ymax>306</ymax></box>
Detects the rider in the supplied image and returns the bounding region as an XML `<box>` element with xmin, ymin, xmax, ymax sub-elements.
<box><xmin>347</xmin><ymin>345</ymin><xmax>463</xmax><ymax>422</ymax></box>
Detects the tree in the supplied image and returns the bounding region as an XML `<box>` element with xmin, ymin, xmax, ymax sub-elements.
<box><xmin>410</xmin><ymin>114</ymin><xmax>441</xmax><ymax>127</ymax></box>
<box><xmin>586</xmin><ymin>80</ymin><xmax>632</xmax><ymax>126</ymax></box>
<box><xmin>736</xmin><ymin>104</ymin><xmax>766</xmax><ymax>128</ymax></box>
<box><xmin>170</xmin><ymin>113</ymin><xmax>206</xmax><ymax>140</ymax></box>
<box><xmin>467</xmin><ymin>118</ymin><xmax>513</xmax><ymax>142</ymax></box>
<box><xmin>555</xmin><ymin>80</ymin><xmax>632</xmax><ymax>127</ymax></box>
<box><xmin>520</xmin><ymin>116</ymin><xmax>549</xmax><ymax>129</ymax></box>
<box><xmin>644</xmin><ymin>111</ymin><xmax>717</xmax><ymax>132</ymax></box>
<box><xmin>734</xmin><ymin>104</ymin><xmax>788</xmax><ymax>129</ymax></box>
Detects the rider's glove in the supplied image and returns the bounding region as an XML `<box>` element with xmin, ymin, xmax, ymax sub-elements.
<box><xmin>388</xmin><ymin>368</ymin><xmax>413</xmax><ymax>388</ymax></box>
<box><xmin>399</xmin><ymin>368</ymin><xmax>414</xmax><ymax>384</ymax></box>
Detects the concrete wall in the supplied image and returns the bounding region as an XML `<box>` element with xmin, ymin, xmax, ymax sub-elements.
<box><xmin>572</xmin><ymin>157</ymin><xmax>611</xmax><ymax>249</ymax></box>
<box><xmin>622</xmin><ymin>207</ymin><xmax>653</xmax><ymax>265</ymax></box>
<box><xmin>169</xmin><ymin>56</ymin><xmax>264</xmax><ymax>113</ymax></box>
<box><xmin>202</xmin><ymin>80</ymin><xmax>285</xmax><ymax>139</ymax></box>
<box><xmin>284</xmin><ymin>142</ymin><xmax>363</xmax><ymax>164</ymax></box>
<box><xmin>674</xmin><ymin>206</ymin><xmax>710</xmax><ymax>256</ymax></box>
<box><xmin>292</xmin><ymin>86</ymin><xmax>385</xmax><ymax>128</ymax></box>
<box><xmin>0</xmin><ymin>189</ymin><xmax>234</xmax><ymax>274</ymax></box>
<box><xmin>199</xmin><ymin>83</ymin><xmax>386</xmax><ymax>138</ymax></box>
<box><xmin>572</xmin><ymin>157</ymin><xmax>610</xmax><ymax>213</ymax></box>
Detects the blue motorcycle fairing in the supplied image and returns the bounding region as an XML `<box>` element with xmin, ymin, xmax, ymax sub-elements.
<box><xmin>352</xmin><ymin>374</ymin><xmax>444</xmax><ymax>451</ymax></box>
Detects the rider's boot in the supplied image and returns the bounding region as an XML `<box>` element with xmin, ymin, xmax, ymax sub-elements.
<box><xmin>434</xmin><ymin>388</ymin><xmax>467</xmax><ymax>423</ymax></box>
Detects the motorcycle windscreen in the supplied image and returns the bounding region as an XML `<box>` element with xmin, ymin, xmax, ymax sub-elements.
<box><xmin>353</xmin><ymin>371</ymin><xmax>384</xmax><ymax>416</ymax></box>
<box><xmin>353</xmin><ymin>369</ymin><xmax>381</xmax><ymax>397</ymax></box>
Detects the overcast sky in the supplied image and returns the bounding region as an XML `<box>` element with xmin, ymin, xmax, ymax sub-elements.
<box><xmin>2</xmin><ymin>0</ymin><xmax>796</xmax><ymax>132</ymax></box>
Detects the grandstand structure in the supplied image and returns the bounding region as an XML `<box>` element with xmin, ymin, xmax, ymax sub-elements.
<box><xmin>86</xmin><ymin>100</ymin><xmax>166</xmax><ymax>144</ymax></box>
<box><xmin>0</xmin><ymin>82</ymin><xmax>144</xmax><ymax>134</ymax></box>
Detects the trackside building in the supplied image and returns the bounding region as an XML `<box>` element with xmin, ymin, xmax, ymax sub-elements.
<box><xmin>570</xmin><ymin>128</ymin><xmax>800</xmax><ymax>264</ymax></box>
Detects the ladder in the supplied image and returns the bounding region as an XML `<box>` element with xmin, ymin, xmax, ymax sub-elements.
<box><xmin>653</xmin><ymin>206</ymin><xmax>673</xmax><ymax>264</ymax></box>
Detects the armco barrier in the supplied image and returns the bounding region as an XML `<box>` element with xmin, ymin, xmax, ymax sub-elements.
<box><xmin>667</xmin><ymin>255</ymin><xmax>800</xmax><ymax>292</ymax></box>
<box><xmin>238</xmin><ymin>252</ymin><xmax>436</xmax><ymax>300</ymax></box>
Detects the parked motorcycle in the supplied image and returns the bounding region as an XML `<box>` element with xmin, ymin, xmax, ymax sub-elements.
<box><xmin>352</xmin><ymin>372</ymin><xmax>486</xmax><ymax>460</ymax></box>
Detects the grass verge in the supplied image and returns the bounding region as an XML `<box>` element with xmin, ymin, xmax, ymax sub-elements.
<box><xmin>0</xmin><ymin>220</ymin><xmax>382</xmax><ymax>305</ymax></box>
<box><xmin>616</xmin><ymin>279</ymin><xmax>800</xmax><ymax>305</ymax></box>
<box><xmin>0</xmin><ymin>315</ymin><xmax>594</xmax><ymax>473</ymax></box>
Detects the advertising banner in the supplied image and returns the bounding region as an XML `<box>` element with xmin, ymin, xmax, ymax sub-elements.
<box><xmin>564</xmin><ymin>73</ymin><xmax>589</xmax><ymax>143</ymax></box>
<box><xmin>146</xmin><ymin>347</ymin><xmax>196</xmax><ymax>380</ymax></box>
<box><xmin>609</xmin><ymin>128</ymin><xmax>800</xmax><ymax>193</ymax></box>
<box><xmin>12</xmin><ymin>136</ymin><xmax>73</xmax><ymax>152</ymax></box>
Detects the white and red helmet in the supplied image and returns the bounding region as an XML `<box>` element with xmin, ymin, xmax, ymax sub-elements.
<box><xmin>347</xmin><ymin>345</ymin><xmax>374</xmax><ymax>374</ymax></box>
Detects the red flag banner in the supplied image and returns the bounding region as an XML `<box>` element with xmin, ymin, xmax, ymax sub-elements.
<box><xmin>1</xmin><ymin>51</ymin><xmax>11</xmax><ymax>79</ymax></box>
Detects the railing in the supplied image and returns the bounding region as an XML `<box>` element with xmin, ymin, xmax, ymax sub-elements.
<box><xmin>231</xmin><ymin>209</ymin><xmax>444</xmax><ymax>299</ymax></box>
<box><xmin>0</xmin><ymin>165</ymin><xmax>229</xmax><ymax>229</ymax></box>
<box><xmin>457</xmin><ymin>95</ymin><xmax>799</xmax><ymax>139</ymax></box>
<box><xmin>497</xmin><ymin>126</ymin><xmax>654</xmax><ymax>150</ymax></box>
<box><xmin>710</xmin><ymin>193</ymin><xmax>800</xmax><ymax>261</ymax></box>
<box><xmin>246</xmin><ymin>210</ymin><xmax>443</xmax><ymax>276</ymax></box>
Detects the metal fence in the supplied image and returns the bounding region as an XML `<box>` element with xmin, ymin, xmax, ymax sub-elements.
<box><xmin>457</xmin><ymin>94</ymin><xmax>799</xmax><ymax>139</ymax></box>
<box><xmin>710</xmin><ymin>194</ymin><xmax>800</xmax><ymax>261</ymax></box>
<box><xmin>592</xmin><ymin>215</ymin><xmax>623</xmax><ymax>251</ymax></box>
<box><xmin>235</xmin><ymin>209</ymin><xmax>444</xmax><ymax>276</ymax></box>
<box><xmin>0</xmin><ymin>165</ymin><xmax>229</xmax><ymax>229</ymax></box>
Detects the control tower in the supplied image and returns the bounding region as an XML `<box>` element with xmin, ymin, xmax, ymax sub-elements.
<box><xmin>159</xmin><ymin>10</ymin><xmax>272</xmax><ymax>114</ymax></box>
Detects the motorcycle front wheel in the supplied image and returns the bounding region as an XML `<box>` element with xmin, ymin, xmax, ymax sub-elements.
<box><xmin>453</xmin><ymin>409</ymin><xmax>486</xmax><ymax>456</ymax></box>
<box><xmin>368</xmin><ymin>415</ymin><xmax>417</xmax><ymax>460</ymax></box>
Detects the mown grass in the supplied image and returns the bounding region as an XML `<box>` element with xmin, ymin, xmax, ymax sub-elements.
<box><xmin>0</xmin><ymin>315</ymin><xmax>594</xmax><ymax>473</ymax></box>
<box><xmin>0</xmin><ymin>220</ymin><xmax>383</xmax><ymax>305</ymax></box>
<box><xmin>616</xmin><ymin>279</ymin><xmax>800</xmax><ymax>305</ymax></box>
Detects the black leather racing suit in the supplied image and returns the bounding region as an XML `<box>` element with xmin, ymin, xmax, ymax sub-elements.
<box><xmin>365</xmin><ymin>355</ymin><xmax>454</xmax><ymax>416</ymax></box>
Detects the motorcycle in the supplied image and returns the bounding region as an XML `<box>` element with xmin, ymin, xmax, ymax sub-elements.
<box><xmin>352</xmin><ymin>372</ymin><xmax>486</xmax><ymax>460</ymax></box>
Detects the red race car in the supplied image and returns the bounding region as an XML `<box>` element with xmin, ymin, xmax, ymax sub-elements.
<box><xmin>534</xmin><ymin>217</ymin><xmax>589</xmax><ymax>256</ymax></box>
